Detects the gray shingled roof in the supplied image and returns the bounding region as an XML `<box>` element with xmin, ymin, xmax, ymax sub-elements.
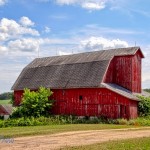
<box><xmin>13</xmin><ymin>60</ymin><xmax>110</xmax><ymax>90</ymax></box>
<box><xmin>12</xmin><ymin>47</ymin><xmax>142</xmax><ymax>100</ymax></box>
<box><xmin>135</xmin><ymin>91</ymin><xmax>150</xmax><ymax>98</ymax></box>
<box><xmin>25</xmin><ymin>46</ymin><xmax>142</xmax><ymax>68</ymax></box>
<box><xmin>101</xmin><ymin>83</ymin><xmax>139</xmax><ymax>100</ymax></box>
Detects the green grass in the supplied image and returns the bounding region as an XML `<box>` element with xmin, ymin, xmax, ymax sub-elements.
<box><xmin>0</xmin><ymin>124</ymin><xmax>135</xmax><ymax>137</ymax></box>
<box><xmin>0</xmin><ymin>99</ymin><xmax>11</xmax><ymax>104</ymax></box>
<box><xmin>62</xmin><ymin>137</ymin><xmax>150</xmax><ymax>150</ymax></box>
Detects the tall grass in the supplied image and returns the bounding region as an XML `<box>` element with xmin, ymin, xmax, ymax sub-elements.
<box><xmin>0</xmin><ymin>115</ymin><xmax>150</xmax><ymax>128</ymax></box>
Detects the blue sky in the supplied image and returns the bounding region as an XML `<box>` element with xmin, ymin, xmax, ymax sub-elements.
<box><xmin>0</xmin><ymin>0</ymin><xmax>150</xmax><ymax>93</ymax></box>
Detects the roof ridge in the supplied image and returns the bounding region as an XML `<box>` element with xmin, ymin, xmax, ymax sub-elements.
<box><xmin>26</xmin><ymin>47</ymin><xmax>140</xmax><ymax>68</ymax></box>
<box><xmin>35</xmin><ymin>46</ymin><xmax>140</xmax><ymax>60</ymax></box>
<box><xmin>26</xmin><ymin>59</ymin><xmax>110</xmax><ymax>68</ymax></box>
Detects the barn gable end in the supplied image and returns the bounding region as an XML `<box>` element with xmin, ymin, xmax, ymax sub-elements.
<box><xmin>103</xmin><ymin>48</ymin><xmax>143</xmax><ymax>93</ymax></box>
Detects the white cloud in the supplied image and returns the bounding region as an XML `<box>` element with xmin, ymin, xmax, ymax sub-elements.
<box><xmin>55</xmin><ymin>0</ymin><xmax>108</xmax><ymax>10</ymax></box>
<box><xmin>58</xmin><ymin>50</ymin><xmax>71</xmax><ymax>55</ymax></box>
<box><xmin>19</xmin><ymin>16</ymin><xmax>35</xmax><ymax>27</ymax></box>
<box><xmin>81</xmin><ymin>2</ymin><xmax>105</xmax><ymax>10</ymax></box>
<box><xmin>0</xmin><ymin>17</ymin><xmax>39</xmax><ymax>41</ymax></box>
<box><xmin>44</xmin><ymin>26</ymin><xmax>51</xmax><ymax>33</ymax></box>
<box><xmin>80</xmin><ymin>36</ymin><xmax>128</xmax><ymax>51</ymax></box>
<box><xmin>0</xmin><ymin>0</ymin><xmax>7</xmax><ymax>6</ymax></box>
<box><xmin>8</xmin><ymin>38</ymin><xmax>40</xmax><ymax>52</ymax></box>
<box><xmin>0</xmin><ymin>45</ymin><xmax>8</xmax><ymax>52</ymax></box>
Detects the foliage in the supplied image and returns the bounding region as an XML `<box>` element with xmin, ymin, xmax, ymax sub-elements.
<box><xmin>116</xmin><ymin>118</ymin><xmax>128</xmax><ymax>125</ymax></box>
<box><xmin>0</xmin><ymin>116</ymin><xmax>113</xmax><ymax>128</ymax></box>
<box><xmin>10</xmin><ymin>93</ymin><xmax>15</xmax><ymax>106</ymax></box>
<box><xmin>1</xmin><ymin>115</ymin><xmax>150</xmax><ymax>128</ymax></box>
<box><xmin>0</xmin><ymin>92</ymin><xmax>13</xmax><ymax>100</ymax></box>
<box><xmin>0</xmin><ymin>115</ymin><xmax>113</xmax><ymax>128</ymax></box>
<box><xmin>116</xmin><ymin>116</ymin><xmax>150</xmax><ymax>126</ymax></box>
<box><xmin>138</xmin><ymin>96</ymin><xmax>150</xmax><ymax>116</ymax></box>
<box><xmin>12</xmin><ymin>87</ymin><xmax>54</xmax><ymax>118</ymax></box>
<box><xmin>144</xmin><ymin>89</ymin><xmax>150</xmax><ymax>93</ymax></box>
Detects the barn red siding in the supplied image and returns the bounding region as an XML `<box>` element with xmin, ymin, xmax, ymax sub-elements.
<box><xmin>104</xmin><ymin>56</ymin><xmax>132</xmax><ymax>90</ymax></box>
<box><xmin>14</xmin><ymin>88</ymin><xmax>138</xmax><ymax>119</ymax></box>
<box><xmin>132</xmin><ymin>50</ymin><xmax>142</xmax><ymax>93</ymax></box>
<box><xmin>104</xmin><ymin>49</ymin><xmax>142</xmax><ymax>93</ymax></box>
<box><xmin>51</xmin><ymin>88</ymin><xmax>138</xmax><ymax>119</ymax></box>
<box><xmin>14</xmin><ymin>90</ymin><xmax>24</xmax><ymax>106</ymax></box>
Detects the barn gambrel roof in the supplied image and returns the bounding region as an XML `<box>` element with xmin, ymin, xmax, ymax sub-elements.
<box><xmin>12</xmin><ymin>47</ymin><xmax>143</xmax><ymax>100</ymax></box>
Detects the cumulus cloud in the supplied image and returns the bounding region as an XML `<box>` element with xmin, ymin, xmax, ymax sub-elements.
<box><xmin>80</xmin><ymin>37</ymin><xmax>129</xmax><ymax>51</ymax></box>
<box><xmin>0</xmin><ymin>0</ymin><xmax>7</xmax><ymax>6</ymax></box>
<box><xmin>19</xmin><ymin>16</ymin><xmax>35</xmax><ymax>27</ymax></box>
<box><xmin>8</xmin><ymin>38</ymin><xmax>40</xmax><ymax>52</ymax></box>
<box><xmin>55</xmin><ymin>0</ymin><xmax>108</xmax><ymax>11</ymax></box>
<box><xmin>0</xmin><ymin>17</ymin><xmax>39</xmax><ymax>41</ymax></box>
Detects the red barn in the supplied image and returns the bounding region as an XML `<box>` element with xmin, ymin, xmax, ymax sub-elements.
<box><xmin>12</xmin><ymin>47</ymin><xmax>144</xmax><ymax>119</ymax></box>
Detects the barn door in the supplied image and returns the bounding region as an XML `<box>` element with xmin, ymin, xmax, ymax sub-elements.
<box><xmin>120</xmin><ymin>105</ymin><xmax>127</xmax><ymax>118</ymax></box>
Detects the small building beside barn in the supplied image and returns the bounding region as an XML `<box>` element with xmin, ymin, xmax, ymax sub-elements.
<box><xmin>0</xmin><ymin>104</ymin><xmax>13</xmax><ymax>120</ymax></box>
<box><xmin>12</xmin><ymin>47</ymin><xmax>144</xmax><ymax>119</ymax></box>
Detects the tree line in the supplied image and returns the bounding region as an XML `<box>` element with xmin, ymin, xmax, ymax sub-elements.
<box><xmin>0</xmin><ymin>92</ymin><xmax>13</xmax><ymax>100</ymax></box>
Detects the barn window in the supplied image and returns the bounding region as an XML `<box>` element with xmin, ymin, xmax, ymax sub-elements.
<box><xmin>79</xmin><ymin>95</ymin><xmax>83</xmax><ymax>100</ymax></box>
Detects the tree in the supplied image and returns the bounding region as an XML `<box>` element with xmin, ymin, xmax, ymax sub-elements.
<box><xmin>12</xmin><ymin>87</ymin><xmax>54</xmax><ymax>118</ymax></box>
<box><xmin>138</xmin><ymin>96</ymin><xmax>150</xmax><ymax>116</ymax></box>
<box><xmin>144</xmin><ymin>89</ymin><xmax>150</xmax><ymax>93</ymax></box>
<box><xmin>0</xmin><ymin>92</ymin><xmax>13</xmax><ymax>100</ymax></box>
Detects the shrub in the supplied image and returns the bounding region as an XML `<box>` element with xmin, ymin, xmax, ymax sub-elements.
<box><xmin>11</xmin><ymin>87</ymin><xmax>54</xmax><ymax>118</ymax></box>
<box><xmin>138</xmin><ymin>96</ymin><xmax>150</xmax><ymax>116</ymax></box>
<box><xmin>116</xmin><ymin>119</ymin><xmax>128</xmax><ymax>125</ymax></box>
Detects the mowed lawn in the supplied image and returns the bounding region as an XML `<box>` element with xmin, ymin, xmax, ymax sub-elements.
<box><xmin>0</xmin><ymin>100</ymin><xmax>11</xmax><ymax>104</ymax></box>
<box><xmin>0</xmin><ymin>124</ymin><xmax>137</xmax><ymax>137</ymax></box>
<box><xmin>62</xmin><ymin>137</ymin><xmax>150</xmax><ymax>150</ymax></box>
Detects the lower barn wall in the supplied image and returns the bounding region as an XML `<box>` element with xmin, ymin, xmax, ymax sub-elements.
<box><xmin>14</xmin><ymin>88</ymin><xmax>138</xmax><ymax>119</ymax></box>
<box><xmin>51</xmin><ymin>88</ymin><xmax>138</xmax><ymax>119</ymax></box>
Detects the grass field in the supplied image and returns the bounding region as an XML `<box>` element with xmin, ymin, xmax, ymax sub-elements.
<box><xmin>0</xmin><ymin>124</ymin><xmax>136</xmax><ymax>137</ymax></box>
<box><xmin>62</xmin><ymin>137</ymin><xmax>150</xmax><ymax>150</ymax></box>
<box><xmin>0</xmin><ymin>99</ymin><xmax>11</xmax><ymax>104</ymax></box>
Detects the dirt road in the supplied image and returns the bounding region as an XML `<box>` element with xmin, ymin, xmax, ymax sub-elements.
<box><xmin>1</xmin><ymin>128</ymin><xmax>150</xmax><ymax>150</ymax></box>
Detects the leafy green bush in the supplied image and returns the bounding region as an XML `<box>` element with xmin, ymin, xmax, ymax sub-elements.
<box><xmin>12</xmin><ymin>87</ymin><xmax>54</xmax><ymax>118</ymax></box>
<box><xmin>138</xmin><ymin>96</ymin><xmax>150</xmax><ymax>116</ymax></box>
